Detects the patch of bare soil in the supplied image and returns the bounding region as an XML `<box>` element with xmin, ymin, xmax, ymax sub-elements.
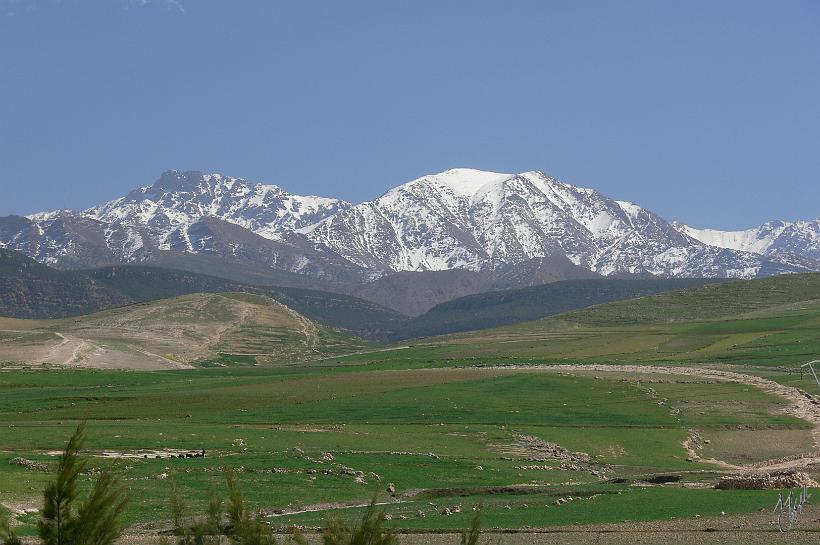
<box><xmin>0</xmin><ymin>500</ymin><xmax>39</xmax><ymax>517</ymax></box>
<box><xmin>39</xmin><ymin>448</ymin><xmax>205</xmax><ymax>460</ymax></box>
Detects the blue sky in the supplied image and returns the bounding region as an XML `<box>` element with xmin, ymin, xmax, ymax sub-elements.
<box><xmin>0</xmin><ymin>0</ymin><xmax>817</xmax><ymax>229</ymax></box>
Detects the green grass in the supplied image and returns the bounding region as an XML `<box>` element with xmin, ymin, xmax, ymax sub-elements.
<box><xmin>409</xmin><ymin>290</ymin><xmax>820</xmax><ymax>367</ymax></box>
<box><xmin>276</xmin><ymin>487</ymin><xmax>780</xmax><ymax>530</ymax></box>
<box><xmin>0</xmin><ymin>361</ymin><xmax>813</xmax><ymax>533</ymax></box>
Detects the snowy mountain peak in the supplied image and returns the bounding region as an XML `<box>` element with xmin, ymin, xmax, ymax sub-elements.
<box><xmin>386</xmin><ymin>168</ymin><xmax>513</xmax><ymax>199</ymax></box>
<box><xmin>428</xmin><ymin>168</ymin><xmax>513</xmax><ymax>196</ymax></box>
<box><xmin>128</xmin><ymin>170</ymin><xmax>284</xmax><ymax>201</ymax></box>
<box><xmin>82</xmin><ymin>170</ymin><xmax>350</xmax><ymax>243</ymax></box>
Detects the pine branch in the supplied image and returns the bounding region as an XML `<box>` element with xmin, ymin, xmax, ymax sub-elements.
<box><xmin>38</xmin><ymin>422</ymin><xmax>87</xmax><ymax>545</ymax></box>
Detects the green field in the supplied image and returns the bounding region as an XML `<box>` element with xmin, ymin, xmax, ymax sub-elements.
<box><xmin>1</xmin><ymin>274</ymin><xmax>820</xmax><ymax>538</ymax></box>
<box><xmin>0</xmin><ymin>362</ymin><xmax>815</xmax><ymax>535</ymax></box>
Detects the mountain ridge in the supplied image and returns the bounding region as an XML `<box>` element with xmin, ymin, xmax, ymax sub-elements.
<box><xmin>1</xmin><ymin>168</ymin><xmax>817</xmax><ymax>287</ymax></box>
<box><xmin>673</xmin><ymin>218</ymin><xmax>820</xmax><ymax>266</ymax></box>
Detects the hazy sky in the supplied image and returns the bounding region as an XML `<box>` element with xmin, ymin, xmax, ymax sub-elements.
<box><xmin>0</xmin><ymin>0</ymin><xmax>817</xmax><ymax>229</ymax></box>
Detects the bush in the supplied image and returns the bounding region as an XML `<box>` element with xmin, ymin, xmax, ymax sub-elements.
<box><xmin>169</xmin><ymin>469</ymin><xmax>304</xmax><ymax>545</ymax></box>
<box><xmin>321</xmin><ymin>497</ymin><xmax>397</xmax><ymax>545</ymax></box>
<box><xmin>225</xmin><ymin>470</ymin><xmax>277</xmax><ymax>545</ymax></box>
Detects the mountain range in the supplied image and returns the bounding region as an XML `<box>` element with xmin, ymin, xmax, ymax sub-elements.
<box><xmin>1</xmin><ymin>168</ymin><xmax>817</xmax><ymax>314</ymax></box>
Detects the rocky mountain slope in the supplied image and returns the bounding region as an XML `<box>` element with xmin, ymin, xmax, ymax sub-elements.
<box><xmin>84</xmin><ymin>169</ymin><xmax>349</xmax><ymax>244</ymax></box>
<box><xmin>1</xmin><ymin>168</ymin><xmax>817</xmax><ymax>292</ymax></box>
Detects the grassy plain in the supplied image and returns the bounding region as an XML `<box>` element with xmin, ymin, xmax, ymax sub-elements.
<box><xmin>0</xmin><ymin>362</ymin><xmax>814</xmax><ymax>536</ymax></box>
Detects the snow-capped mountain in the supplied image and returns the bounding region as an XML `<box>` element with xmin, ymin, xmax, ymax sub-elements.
<box><xmin>0</xmin><ymin>168</ymin><xmax>817</xmax><ymax>285</ymax></box>
<box><xmin>673</xmin><ymin>219</ymin><xmax>820</xmax><ymax>266</ymax></box>
<box><xmin>0</xmin><ymin>170</ymin><xmax>363</xmax><ymax>280</ymax></box>
<box><xmin>305</xmin><ymin>168</ymin><xmax>811</xmax><ymax>278</ymax></box>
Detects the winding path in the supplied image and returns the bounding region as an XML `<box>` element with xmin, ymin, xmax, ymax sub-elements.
<box><xmin>489</xmin><ymin>363</ymin><xmax>820</xmax><ymax>472</ymax></box>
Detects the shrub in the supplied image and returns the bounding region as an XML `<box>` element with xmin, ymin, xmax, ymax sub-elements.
<box><xmin>169</xmin><ymin>469</ymin><xmax>304</xmax><ymax>545</ymax></box>
<box><xmin>225</xmin><ymin>470</ymin><xmax>276</xmax><ymax>545</ymax></box>
<box><xmin>321</xmin><ymin>497</ymin><xmax>397</xmax><ymax>545</ymax></box>
<box><xmin>169</xmin><ymin>479</ymin><xmax>227</xmax><ymax>545</ymax></box>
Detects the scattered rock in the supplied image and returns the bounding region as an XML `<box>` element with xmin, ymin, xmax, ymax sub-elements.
<box><xmin>9</xmin><ymin>457</ymin><xmax>48</xmax><ymax>471</ymax></box>
<box><xmin>716</xmin><ymin>470</ymin><xmax>819</xmax><ymax>490</ymax></box>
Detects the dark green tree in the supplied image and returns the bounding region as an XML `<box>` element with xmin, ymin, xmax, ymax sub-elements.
<box><xmin>460</xmin><ymin>503</ymin><xmax>482</xmax><ymax>545</ymax></box>
<box><xmin>37</xmin><ymin>422</ymin><xmax>128</xmax><ymax>545</ymax></box>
